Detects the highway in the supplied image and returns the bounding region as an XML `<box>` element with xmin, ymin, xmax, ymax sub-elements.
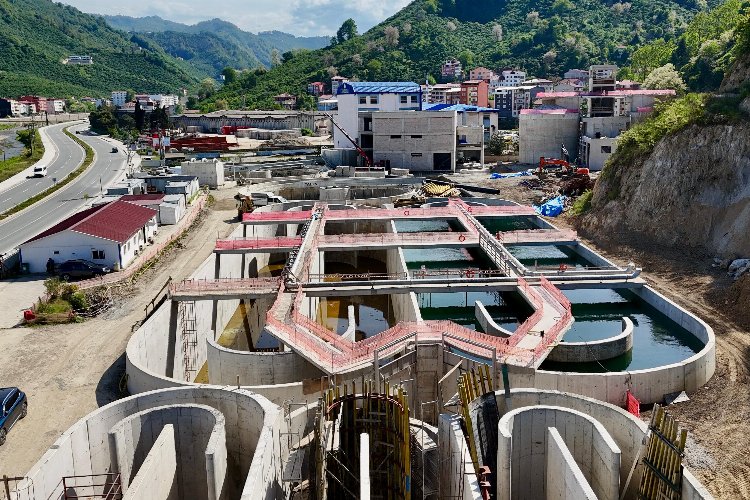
<box><xmin>0</xmin><ymin>122</ymin><xmax>87</xmax><ymax>213</ymax></box>
<box><xmin>0</xmin><ymin>122</ymin><xmax>130</xmax><ymax>255</ymax></box>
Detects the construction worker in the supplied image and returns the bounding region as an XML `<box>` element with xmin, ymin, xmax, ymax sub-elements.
<box><xmin>46</xmin><ymin>258</ymin><xmax>55</xmax><ymax>275</ymax></box>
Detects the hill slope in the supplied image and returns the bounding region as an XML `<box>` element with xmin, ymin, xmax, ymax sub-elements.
<box><xmin>104</xmin><ymin>15</ymin><xmax>330</xmax><ymax>70</ymax></box>
<box><xmin>200</xmin><ymin>0</ymin><xmax>724</xmax><ymax>111</ymax></box>
<box><xmin>0</xmin><ymin>0</ymin><xmax>198</xmax><ymax>97</ymax></box>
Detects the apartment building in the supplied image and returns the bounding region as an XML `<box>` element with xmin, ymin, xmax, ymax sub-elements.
<box><xmin>67</xmin><ymin>55</ymin><xmax>93</xmax><ymax>65</ymax></box>
<box><xmin>112</xmin><ymin>91</ymin><xmax>128</xmax><ymax>108</ymax></box>
<box><xmin>498</xmin><ymin>69</ymin><xmax>526</xmax><ymax>87</ymax></box>
<box><xmin>469</xmin><ymin>67</ymin><xmax>497</xmax><ymax>83</ymax></box>
<box><xmin>460</xmin><ymin>80</ymin><xmax>489</xmax><ymax>107</ymax></box>
<box><xmin>425</xmin><ymin>84</ymin><xmax>462</xmax><ymax>105</ymax></box>
<box><xmin>441</xmin><ymin>59</ymin><xmax>463</xmax><ymax>79</ymax></box>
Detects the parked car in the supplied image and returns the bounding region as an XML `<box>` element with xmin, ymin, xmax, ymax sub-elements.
<box><xmin>0</xmin><ymin>387</ymin><xmax>27</xmax><ymax>446</ymax></box>
<box><xmin>58</xmin><ymin>259</ymin><xmax>111</xmax><ymax>281</ymax></box>
<box><xmin>32</xmin><ymin>165</ymin><xmax>47</xmax><ymax>177</ymax></box>
<box><xmin>111</xmin><ymin>147</ymin><xmax>118</xmax><ymax>153</ymax></box>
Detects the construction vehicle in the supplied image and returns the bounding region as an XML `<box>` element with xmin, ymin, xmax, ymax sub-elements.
<box><xmin>537</xmin><ymin>157</ymin><xmax>590</xmax><ymax>179</ymax></box>
<box><xmin>322</xmin><ymin>112</ymin><xmax>373</xmax><ymax>169</ymax></box>
<box><xmin>235</xmin><ymin>194</ymin><xmax>255</xmax><ymax>220</ymax></box>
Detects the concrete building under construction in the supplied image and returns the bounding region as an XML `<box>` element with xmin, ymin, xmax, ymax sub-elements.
<box><xmin>11</xmin><ymin>179</ymin><xmax>716</xmax><ymax>500</ymax></box>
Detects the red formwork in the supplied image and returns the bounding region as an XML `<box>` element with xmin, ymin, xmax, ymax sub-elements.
<box><xmin>214</xmin><ymin>237</ymin><xmax>302</xmax><ymax>251</ymax></box>
<box><xmin>242</xmin><ymin>210</ymin><xmax>313</xmax><ymax>223</ymax></box>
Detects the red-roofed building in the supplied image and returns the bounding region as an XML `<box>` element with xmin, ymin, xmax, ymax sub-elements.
<box><xmin>20</xmin><ymin>200</ymin><xmax>158</xmax><ymax>273</ymax></box>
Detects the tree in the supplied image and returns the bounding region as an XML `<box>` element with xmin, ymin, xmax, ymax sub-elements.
<box><xmin>88</xmin><ymin>106</ymin><xmax>117</xmax><ymax>134</ymax></box>
<box><xmin>352</xmin><ymin>54</ymin><xmax>363</xmax><ymax>66</ymax></box>
<box><xmin>492</xmin><ymin>24</ymin><xmax>503</xmax><ymax>42</ymax></box>
<box><xmin>199</xmin><ymin>78</ymin><xmax>216</xmax><ymax>99</ymax></box>
<box><xmin>186</xmin><ymin>96</ymin><xmax>199</xmax><ymax>109</ymax></box>
<box><xmin>337</xmin><ymin>18</ymin><xmax>358</xmax><ymax>43</ymax></box>
<box><xmin>271</xmin><ymin>49</ymin><xmax>282</xmax><ymax>66</ymax></box>
<box><xmin>552</xmin><ymin>0</ymin><xmax>574</xmax><ymax>14</ymax></box>
<box><xmin>367</xmin><ymin>59</ymin><xmax>383</xmax><ymax>79</ymax></box>
<box><xmin>134</xmin><ymin>101</ymin><xmax>145</xmax><ymax>131</ymax></box>
<box><xmin>384</xmin><ymin>26</ymin><xmax>400</xmax><ymax>47</ymax></box>
<box><xmin>221</xmin><ymin>67</ymin><xmax>237</xmax><ymax>84</ymax></box>
<box><xmin>446</xmin><ymin>21</ymin><xmax>457</xmax><ymax>31</ymax></box>
<box><xmin>543</xmin><ymin>50</ymin><xmax>558</xmax><ymax>65</ymax></box>
<box><xmin>526</xmin><ymin>11</ymin><xmax>541</xmax><ymax>27</ymax></box>
<box><xmin>643</xmin><ymin>63</ymin><xmax>687</xmax><ymax>92</ymax></box>
<box><xmin>458</xmin><ymin>49</ymin><xmax>474</xmax><ymax>69</ymax></box>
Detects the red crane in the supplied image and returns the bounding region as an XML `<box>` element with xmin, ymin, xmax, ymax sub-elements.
<box><xmin>323</xmin><ymin>112</ymin><xmax>373</xmax><ymax>168</ymax></box>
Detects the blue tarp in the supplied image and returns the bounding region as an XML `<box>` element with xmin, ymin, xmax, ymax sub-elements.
<box><xmin>490</xmin><ymin>170</ymin><xmax>534</xmax><ymax>179</ymax></box>
<box><xmin>534</xmin><ymin>195</ymin><xmax>567</xmax><ymax>217</ymax></box>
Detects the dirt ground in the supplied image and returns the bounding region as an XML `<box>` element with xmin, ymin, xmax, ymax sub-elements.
<box><xmin>0</xmin><ymin>190</ymin><xmax>239</xmax><ymax>476</ymax></box>
<box><xmin>461</xmin><ymin>171</ymin><xmax>750</xmax><ymax>498</ymax></box>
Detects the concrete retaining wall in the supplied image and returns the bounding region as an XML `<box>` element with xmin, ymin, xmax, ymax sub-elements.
<box><xmin>546</xmin><ymin>427</ymin><xmax>597</xmax><ymax>500</ymax></box>
<box><xmin>496</xmin><ymin>405</ymin><xmax>620</xmax><ymax>500</ymax></box>
<box><xmin>206</xmin><ymin>337</ymin><xmax>323</xmax><ymax>386</ymax></box>
<box><xmin>495</xmin><ymin>389</ymin><xmax>713</xmax><ymax>500</ymax></box>
<box><xmin>475</xmin><ymin>300</ymin><xmax>514</xmax><ymax>337</ymax></box>
<box><xmin>109</xmin><ymin>404</ymin><xmax>226</xmax><ymax>500</ymax></box>
<box><xmin>15</xmin><ymin>387</ymin><xmax>281</xmax><ymax>500</ymax></box>
<box><xmin>438</xmin><ymin>414</ymin><xmax>482</xmax><ymax>499</ymax></box>
<box><xmin>547</xmin><ymin>317</ymin><xmax>633</xmax><ymax>363</ymax></box>
<box><xmin>121</xmin><ymin>425</ymin><xmax>177</xmax><ymax>500</ymax></box>
<box><xmin>530</xmin><ymin>285</ymin><xmax>715</xmax><ymax>405</ymax></box>
<box><xmin>387</xmin><ymin>219</ymin><xmax>422</xmax><ymax>323</ymax></box>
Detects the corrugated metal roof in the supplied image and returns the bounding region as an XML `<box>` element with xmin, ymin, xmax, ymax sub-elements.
<box><xmin>338</xmin><ymin>82</ymin><xmax>421</xmax><ymax>94</ymax></box>
<box><xmin>424</xmin><ymin>104</ymin><xmax>500</xmax><ymax>113</ymax></box>
<box><xmin>24</xmin><ymin>200</ymin><xmax>157</xmax><ymax>245</ymax></box>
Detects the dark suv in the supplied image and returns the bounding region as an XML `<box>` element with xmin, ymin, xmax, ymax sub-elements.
<box><xmin>0</xmin><ymin>387</ymin><xmax>27</xmax><ymax>446</ymax></box>
<box><xmin>58</xmin><ymin>259</ymin><xmax>111</xmax><ymax>281</ymax></box>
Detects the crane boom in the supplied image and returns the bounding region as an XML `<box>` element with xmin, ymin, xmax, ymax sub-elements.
<box><xmin>322</xmin><ymin>112</ymin><xmax>373</xmax><ymax>168</ymax></box>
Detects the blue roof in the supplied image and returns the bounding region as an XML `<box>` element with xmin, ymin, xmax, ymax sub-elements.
<box><xmin>338</xmin><ymin>81</ymin><xmax>422</xmax><ymax>94</ymax></box>
<box><xmin>423</xmin><ymin>103</ymin><xmax>500</xmax><ymax>113</ymax></box>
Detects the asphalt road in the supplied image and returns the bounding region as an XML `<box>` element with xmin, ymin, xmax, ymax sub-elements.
<box><xmin>0</xmin><ymin>122</ymin><xmax>87</xmax><ymax>213</ymax></box>
<box><xmin>0</xmin><ymin>123</ymin><xmax>130</xmax><ymax>254</ymax></box>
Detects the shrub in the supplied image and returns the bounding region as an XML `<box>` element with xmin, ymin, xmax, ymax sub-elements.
<box><xmin>68</xmin><ymin>291</ymin><xmax>89</xmax><ymax>311</ymax></box>
<box><xmin>571</xmin><ymin>190</ymin><xmax>593</xmax><ymax>215</ymax></box>
<box><xmin>44</xmin><ymin>277</ymin><xmax>63</xmax><ymax>299</ymax></box>
<box><xmin>301</xmin><ymin>128</ymin><xmax>313</xmax><ymax>136</ymax></box>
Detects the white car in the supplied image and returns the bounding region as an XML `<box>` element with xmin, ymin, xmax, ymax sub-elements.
<box><xmin>32</xmin><ymin>165</ymin><xmax>47</xmax><ymax>177</ymax></box>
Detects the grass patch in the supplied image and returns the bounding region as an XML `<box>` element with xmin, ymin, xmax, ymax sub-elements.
<box><xmin>0</xmin><ymin>125</ymin><xmax>95</xmax><ymax>220</ymax></box>
<box><xmin>0</xmin><ymin>130</ymin><xmax>43</xmax><ymax>183</ymax></box>
<box><xmin>570</xmin><ymin>190</ymin><xmax>593</xmax><ymax>216</ymax></box>
<box><xmin>0</xmin><ymin>123</ymin><xmax>17</xmax><ymax>131</ymax></box>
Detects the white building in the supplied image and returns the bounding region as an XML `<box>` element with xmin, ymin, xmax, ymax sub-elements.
<box><xmin>150</xmin><ymin>94</ymin><xmax>179</xmax><ymax>108</ymax></box>
<box><xmin>499</xmin><ymin>70</ymin><xmax>526</xmax><ymax>87</ymax></box>
<box><xmin>112</xmin><ymin>91</ymin><xmax>128</xmax><ymax>108</ymax></box>
<box><xmin>20</xmin><ymin>200</ymin><xmax>158</xmax><ymax>273</ymax></box>
<box><xmin>333</xmin><ymin>81</ymin><xmax>422</xmax><ymax>149</ymax></box>
<box><xmin>50</xmin><ymin>99</ymin><xmax>65</xmax><ymax>113</ymax></box>
<box><xmin>67</xmin><ymin>55</ymin><xmax>93</xmax><ymax>65</ymax></box>
<box><xmin>180</xmin><ymin>159</ymin><xmax>225</xmax><ymax>189</ymax></box>
<box><xmin>564</xmin><ymin>68</ymin><xmax>589</xmax><ymax>80</ymax></box>
<box><xmin>425</xmin><ymin>84</ymin><xmax>462</xmax><ymax>105</ymax></box>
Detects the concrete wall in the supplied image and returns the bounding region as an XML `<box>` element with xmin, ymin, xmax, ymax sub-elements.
<box><xmin>121</xmin><ymin>425</ymin><xmax>177</xmax><ymax>500</ymax></box>
<box><xmin>388</xmin><ymin>220</ymin><xmax>422</xmax><ymax>323</ymax></box>
<box><xmin>438</xmin><ymin>414</ymin><xmax>483</xmax><ymax>500</ymax></box>
<box><xmin>496</xmin><ymin>405</ymin><xmax>620</xmax><ymax>500</ymax></box>
<box><xmin>206</xmin><ymin>338</ymin><xmax>323</xmax><ymax>386</ymax></box>
<box><xmin>15</xmin><ymin>387</ymin><xmax>281</xmax><ymax>500</ymax></box>
<box><xmin>475</xmin><ymin>300</ymin><xmax>514</xmax><ymax>337</ymax></box>
<box><xmin>109</xmin><ymin>404</ymin><xmax>226</xmax><ymax>500</ymax></box>
<box><xmin>530</xmin><ymin>285</ymin><xmax>715</xmax><ymax>405</ymax></box>
<box><xmin>547</xmin><ymin>317</ymin><xmax>633</xmax><ymax>363</ymax></box>
<box><xmin>519</xmin><ymin>112</ymin><xmax>579</xmax><ymax>164</ymax></box>
<box><xmin>495</xmin><ymin>389</ymin><xmax>713</xmax><ymax>500</ymax></box>
<box><xmin>372</xmin><ymin>111</ymin><xmax>457</xmax><ymax>172</ymax></box>
<box><xmin>546</xmin><ymin>427</ymin><xmax>597</xmax><ymax>500</ymax></box>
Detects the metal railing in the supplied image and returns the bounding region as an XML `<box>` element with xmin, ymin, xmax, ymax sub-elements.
<box><xmin>62</xmin><ymin>473</ymin><xmax>122</xmax><ymax>499</ymax></box>
<box><xmin>215</xmin><ymin>236</ymin><xmax>302</xmax><ymax>251</ymax></box>
<box><xmin>170</xmin><ymin>277</ymin><xmax>281</xmax><ymax>294</ymax></box>
<box><xmin>242</xmin><ymin>210</ymin><xmax>312</xmax><ymax>222</ymax></box>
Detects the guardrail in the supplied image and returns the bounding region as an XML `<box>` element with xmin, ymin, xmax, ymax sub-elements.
<box><xmin>169</xmin><ymin>277</ymin><xmax>281</xmax><ymax>294</ymax></box>
<box><xmin>215</xmin><ymin>236</ymin><xmax>302</xmax><ymax>251</ymax></box>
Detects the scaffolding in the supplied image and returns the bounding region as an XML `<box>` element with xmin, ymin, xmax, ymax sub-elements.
<box><xmin>316</xmin><ymin>381</ymin><xmax>411</xmax><ymax>500</ymax></box>
<box><xmin>179</xmin><ymin>300</ymin><xmax>198</xmax><ymax>382</ymax></box>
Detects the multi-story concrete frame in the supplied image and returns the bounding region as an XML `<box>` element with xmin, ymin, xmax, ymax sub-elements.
<box><xmin>333</xmin><ymin>81</ymin><xmax>422</xmax><ymax>149</ymax></box>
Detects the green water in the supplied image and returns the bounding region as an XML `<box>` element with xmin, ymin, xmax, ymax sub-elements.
<box><xmin>540</xmin><ymin>288</ymin><xmax>704</xmax><ymax>372</ymax></box>
<box><xmin>506</xmin><ymin>244</ymin><xmax>595</xmax><ymax>269</ymax></box>
<box><xmin>476</xmin><ymin>216</ymin><xmax>539</xmax><ymax>233</ymax></box>
<box><xmin>317</xmin><ymin>295</ymin><xmax>394</xmax><ymax>340</ymax></box>
<box><xmin>394</xmin><ymin>218</ymin><xmax>464</xmax><ymax>233</ymax></box>
<box><xmin>418</xmin><ymin>290</ymin><xmax>533</xmax><ymax>333</ymax></box>
<box><xmin>404</xmin><ymin>247</ymin><xmax>497</xmax><ymax>279</ymax></box>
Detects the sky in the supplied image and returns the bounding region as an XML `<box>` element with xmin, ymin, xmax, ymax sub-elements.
<box><xmin>60</xmin><ymin>0</ymin><xmax>412</xmax><ymax>37</ymax></box>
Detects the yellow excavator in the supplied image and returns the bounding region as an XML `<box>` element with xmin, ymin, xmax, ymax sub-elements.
<box><xmin>235</xmin><ymin>194</ymin><xmax>255</xmax><ymax>220</ymax></box>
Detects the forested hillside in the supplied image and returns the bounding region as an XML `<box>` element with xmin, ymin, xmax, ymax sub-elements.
<box><xmin>200</xmin><ymin>0</ymin><xmax>723</xmax><ymax>111</ymax></box>
<box><xmin>104</xmin><ymin>15</ymin><xmax>330</xmax><ymax>71</ymax></box>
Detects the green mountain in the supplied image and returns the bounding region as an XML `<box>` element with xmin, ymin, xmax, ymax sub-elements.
<box><xmin>623</xmin><ymin>0</ymin><xmax>750</xmax><ymax>91</ymax></box>
<box><xmin>199</xmin><ymin>0</ymin><xmax>726</xmax><ymax>111</ymax></box>
<box><xmin>0</xmin><ymin>0</ymin><xmax>198</xmax><ymax>98</ymax></box>
<box><xmin>104</xmin><ymin>15</ymin><xmax>330</xmax><ymax>70</ymax></box>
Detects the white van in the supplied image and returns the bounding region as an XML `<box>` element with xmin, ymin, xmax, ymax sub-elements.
<box><xmin>32</xmin><ymin>165</ymin><xmax>47</xmax><ymax>177</ymax></box>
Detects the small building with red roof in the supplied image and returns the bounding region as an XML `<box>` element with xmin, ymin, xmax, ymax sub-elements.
<box><xmin>20</xmin><ymin>200</ymin><xmax>158</xmax><ymax>273</ymax></box>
